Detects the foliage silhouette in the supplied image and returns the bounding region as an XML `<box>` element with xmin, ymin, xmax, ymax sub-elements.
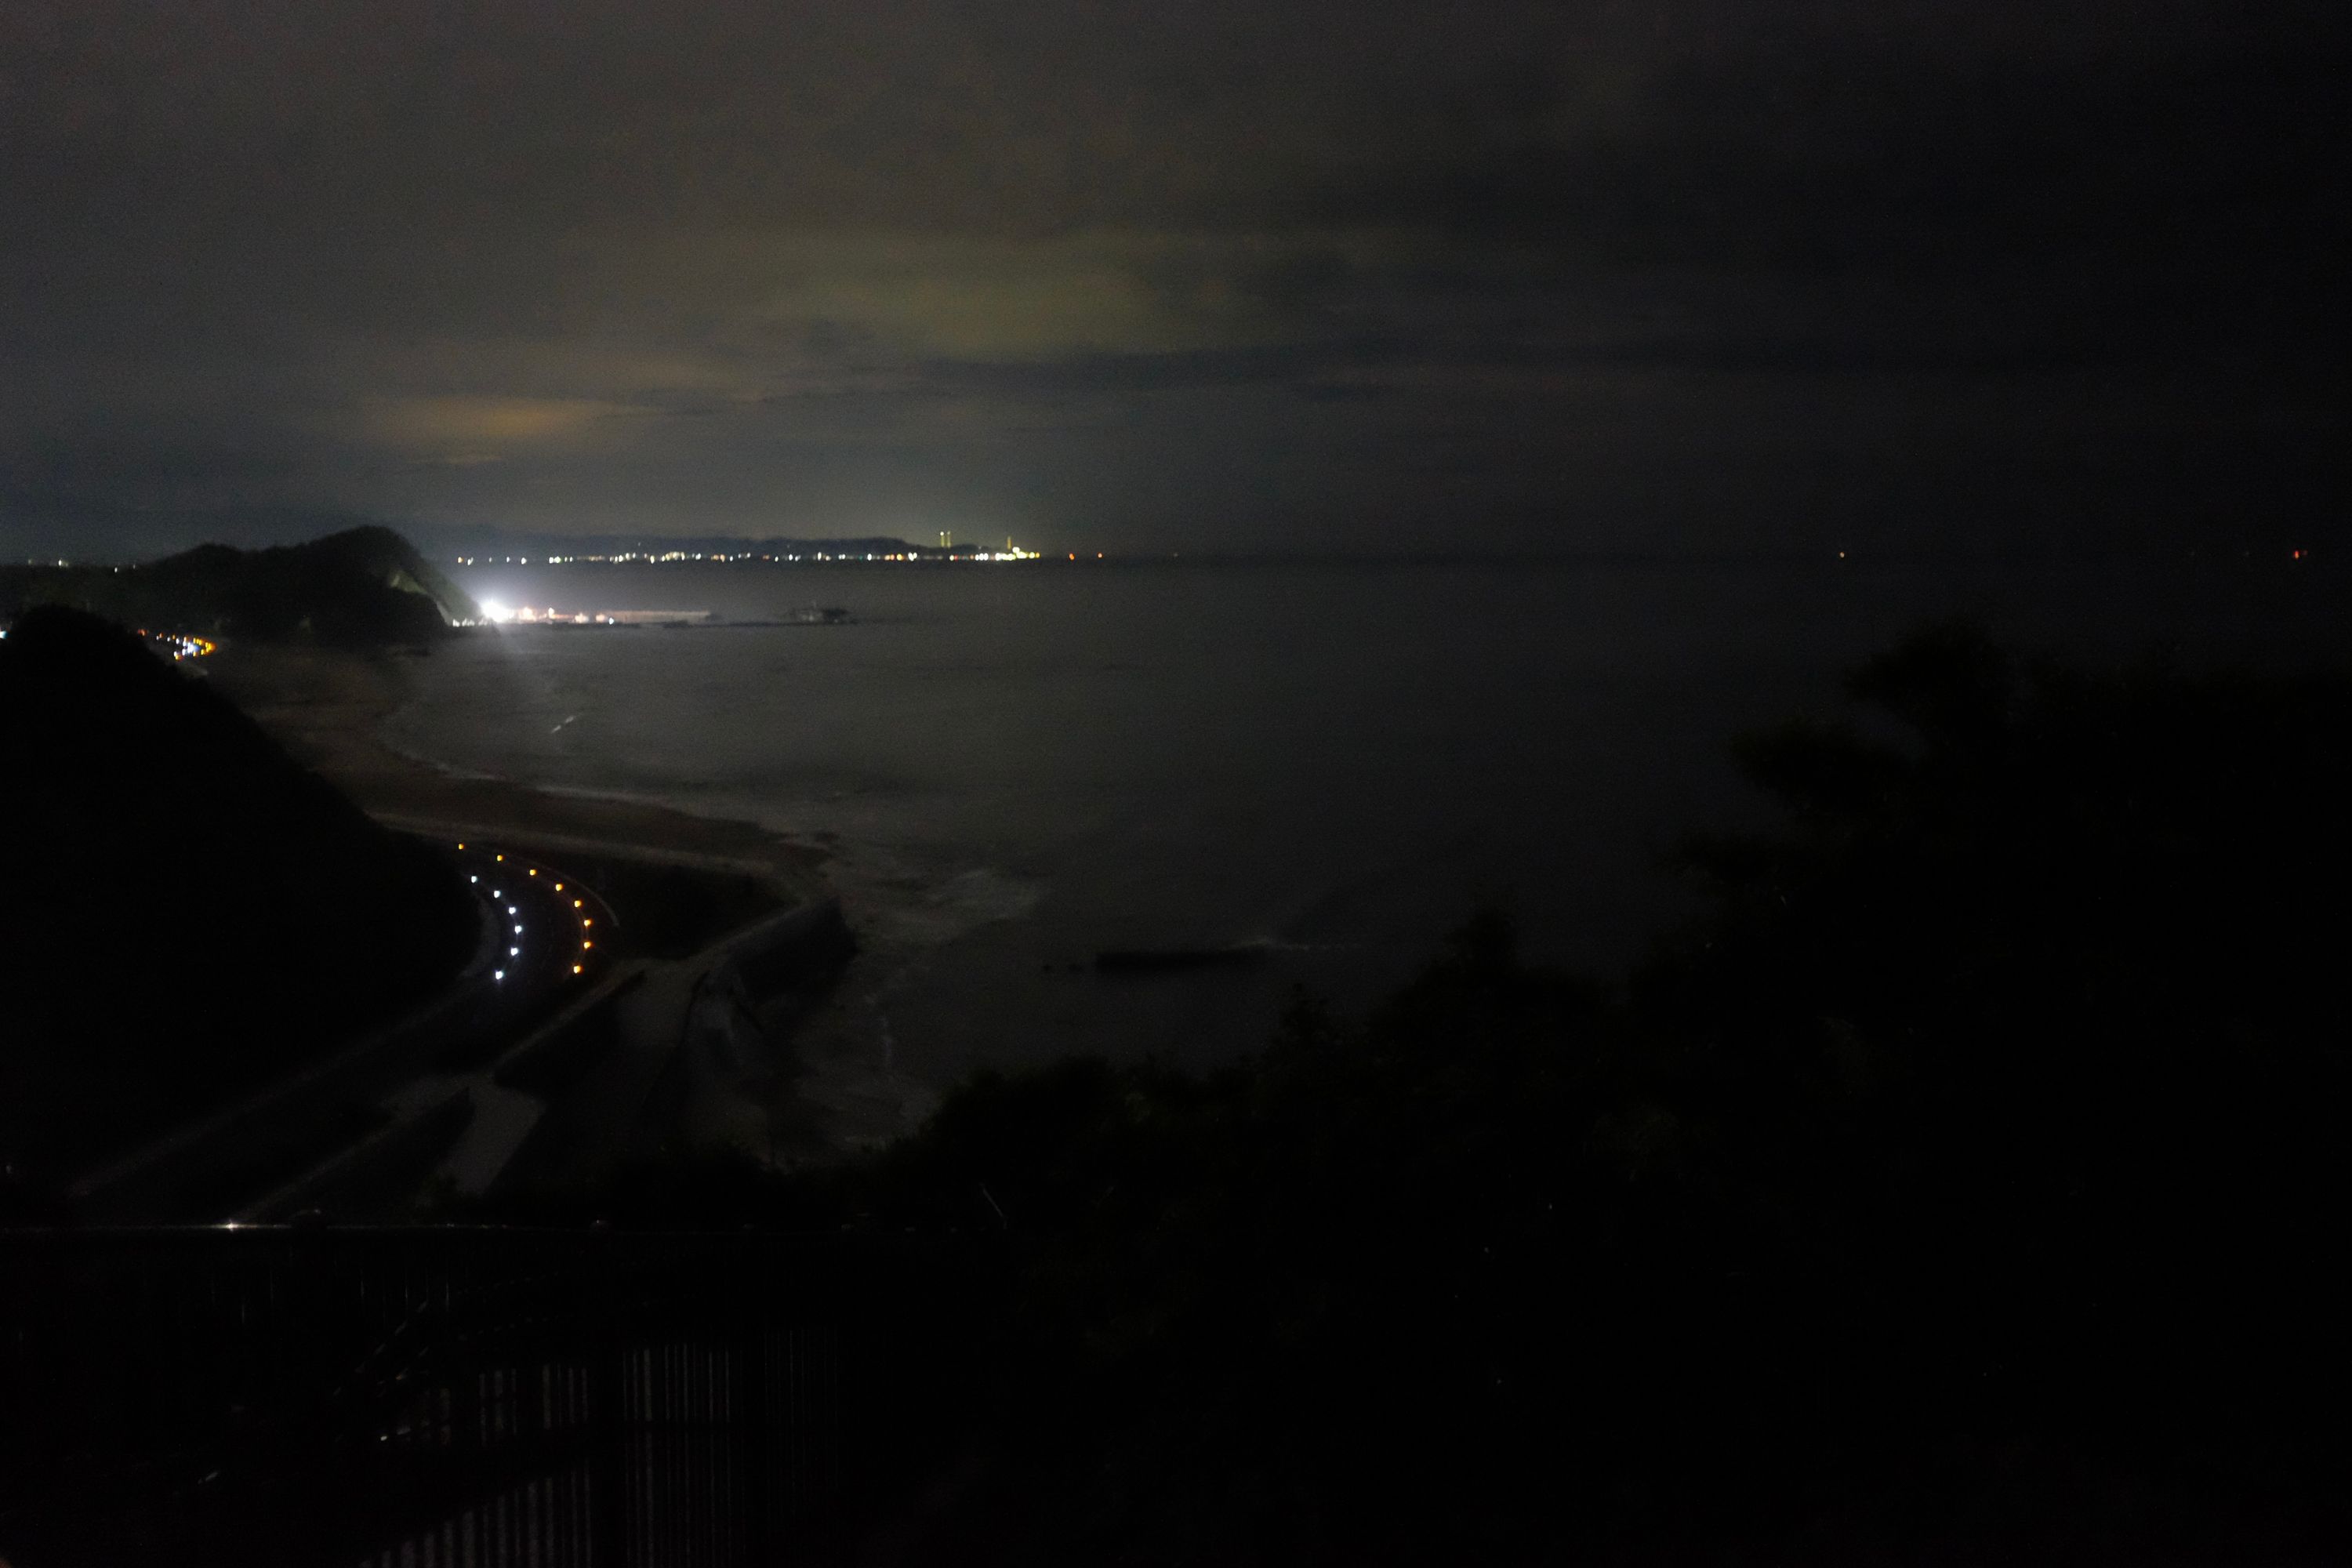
<box><xmin>472</xmin><ymin>623</ymin><xmax>2352</xmax><ymax>1563</ymax></box>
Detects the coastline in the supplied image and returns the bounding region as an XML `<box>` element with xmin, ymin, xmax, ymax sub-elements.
<box><xmin>205</xmin><ymin>639</ymin><xmax>939</xmax><ymax>1163</ymax></box>
<box><xmin>206</xmin><ymin>641</ymin><xmax>828</xmax><ymax>886</ymax></box>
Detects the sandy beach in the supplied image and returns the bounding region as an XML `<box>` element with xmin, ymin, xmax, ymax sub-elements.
<box><xmin>205</xmin><ymin>639</ymin><xmax>947</xmax><ymax>1162</ymax></box>
<box><xmin>206</xmin><ymin>641</ymin><xmax>829</xmax><ymax>884</ymax></box>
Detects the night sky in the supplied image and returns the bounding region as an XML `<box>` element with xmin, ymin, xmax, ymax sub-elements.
<box><xmin>3</xmin><ymin>1</ymin><xmax>2342</xmax><ymax>560</ymax></box>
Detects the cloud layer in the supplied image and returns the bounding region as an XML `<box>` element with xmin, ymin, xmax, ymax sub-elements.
<box><xmin>2</xmin><ymin>0</ymin><xmax>2342</xmax><ymax>554</ymax></box>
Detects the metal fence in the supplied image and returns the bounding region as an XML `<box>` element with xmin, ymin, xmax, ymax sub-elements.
<box><xmin>0</xmin><ymin>1227</ymin><xmax>982</xmax><ymax>1567</ymax></box>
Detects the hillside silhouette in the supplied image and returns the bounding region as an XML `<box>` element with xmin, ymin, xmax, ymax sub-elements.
<box><xmin>0</xmin><ymin>526</ymin><xmax>478</xmax><ymax>646</ymax></box>
<box><xmin>0</xmin><ymin>607</ymin><xmax>477</xmax><ymax>1199</ymax></box>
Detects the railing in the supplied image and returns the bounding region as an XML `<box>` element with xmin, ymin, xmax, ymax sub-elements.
<box><xmin>0</xmin><ymin>1226</ymin><xmax>984</xmax><ymax>1566</ymax></box>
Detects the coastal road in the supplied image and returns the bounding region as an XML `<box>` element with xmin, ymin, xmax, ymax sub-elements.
<box><xmin>73</xmin><ymin>837</ymin><xmax>622</xmax><ymax>1220</ymax></box>
<box><xmin>447</xmin><ymin>839</ymin><xmax>616</xmax><ymax>1021</ymax></box>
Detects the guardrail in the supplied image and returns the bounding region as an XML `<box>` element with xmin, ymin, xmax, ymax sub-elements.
<box><xmin>0</xmin><ymin>1225</ymin><xmax>987</xmax><ymax>1566</ymax></box>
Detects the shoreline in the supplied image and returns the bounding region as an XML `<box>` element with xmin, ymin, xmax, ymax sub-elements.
<box><xmin>205</xmin><ymin>638</ymin><xmax>936</xmax><ymax>1162</ymax></box>
<box><xmin>207</xmin><ymin>641</ymin><xmax>830</xmax><ymax>891</ymax></box>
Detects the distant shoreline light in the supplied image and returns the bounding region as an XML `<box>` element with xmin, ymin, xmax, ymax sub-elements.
<box><xmin>453</xmin><ymin>545</ymin><xmax>1043</xmax><ymax>566</ymax></box>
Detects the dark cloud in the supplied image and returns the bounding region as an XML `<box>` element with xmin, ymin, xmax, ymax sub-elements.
<box><xmin>0</xmin><ymin>0</ymin><xmax>2341</xmax><ymax>557</ymax></box>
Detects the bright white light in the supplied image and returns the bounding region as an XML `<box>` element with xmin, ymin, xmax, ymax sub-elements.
<box><xmin>480</xmin><ymin>599</ymin><xmax>515</xmax><ymax>623</ymax></box>
<box><xmin>494</xmin><ymin>969</ymin><xmax>505</xmax><ymax>980</ymax></box>
<box><xmin>510</xmin><ymin>946</ymin><xmax>521</xmax><ymax>956</ymax></box>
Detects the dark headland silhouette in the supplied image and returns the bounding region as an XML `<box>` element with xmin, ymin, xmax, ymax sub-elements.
<box><xmin>0</xmin><ymin>525</ymin><xmax>481</xmax><ymax>645</ymax></box>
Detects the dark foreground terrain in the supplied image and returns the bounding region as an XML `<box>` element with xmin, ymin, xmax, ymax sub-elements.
<box><xmin>0</xmin><ymin>607</ymin><xmax>477</xmax><ymax>1196</ymax></box>
<box><xmin>447</xmin><ymin>623</ymin><xmax>2352</xmax><ymax>1564</ymax></box>
<box><xmin>4</xmin><ymin>622</ymin><xmax>2348</xmax><ymax>1564</ymax></box>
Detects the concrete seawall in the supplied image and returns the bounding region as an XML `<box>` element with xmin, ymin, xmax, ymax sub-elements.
<box><xmin>492</xmin><ymin>897</ymin><xmax>854</xmax><ymax>1193</ymax></box>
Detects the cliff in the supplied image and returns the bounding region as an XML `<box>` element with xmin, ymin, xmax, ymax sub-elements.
<box><xmin>0</xmin><ymin>525</ymin><xmax>481</xmax><ymax>646</ymax></box>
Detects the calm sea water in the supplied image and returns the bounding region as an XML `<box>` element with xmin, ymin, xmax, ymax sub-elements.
<box><xmin>397</xmin><ymin>556</ymin><xmax>2343</xmax><ymax>1097</ymax></box>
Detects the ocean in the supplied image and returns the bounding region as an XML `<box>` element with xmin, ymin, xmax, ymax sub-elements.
<box><xmin>394</xmin><ymin>554</ymin><xmax>2343</xmax><ymax>1108</ymax></box>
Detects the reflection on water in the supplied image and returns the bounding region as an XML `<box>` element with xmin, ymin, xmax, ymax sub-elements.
<box><xmin>388</xmin><ymin>557</ymin><xmax>2344</xmax><ymax>1094</ymax></box>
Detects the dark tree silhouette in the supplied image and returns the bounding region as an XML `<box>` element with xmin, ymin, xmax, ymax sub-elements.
<box><xmin>466</xmin><ymin>624</ymin><xmax>2352</xmax><ymax>1564</ymax></box>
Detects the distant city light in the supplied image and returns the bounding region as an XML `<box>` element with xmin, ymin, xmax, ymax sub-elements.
<box><xmin>452</xmin><ymin>539</ymin><xmax>1045</xmax><ymax>572</ymax></box>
